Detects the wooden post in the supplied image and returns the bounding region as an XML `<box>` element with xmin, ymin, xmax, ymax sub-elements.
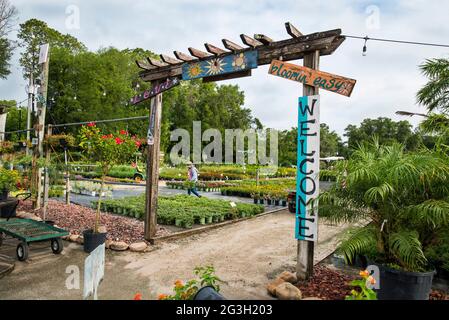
<box><xmin>144</xmin><ymin>86</ymin><xmax>162</xmax><ymax>240</ymax></box>
<box><xmin>42</xmin><ymin>124</ymin><xmax>52</xmax><ymax>221</ymax></box>
<box><xmin>65</xmin><ymin>147</ymin><xmax>70</xmax><ymax>205</ymax></box>
<box><xmin>296</xmin><ymin>50</ymin><xmax>320</xmax><ymax>281</ymax></box>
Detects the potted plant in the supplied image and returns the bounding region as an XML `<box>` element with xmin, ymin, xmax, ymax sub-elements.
<box><xmin>0</xmin><ymin>168</ymin><xmax>19</xmax><ymax>201</ymax></box>
<box><xmin>79</xmin><ymin>123</ymin><xmax>139</xmax><ymax>253</ymax></box>
<box><xmin>318</xmin><ymin>141</ymin><xmax>449</xmax><ymax>300</ymax></box>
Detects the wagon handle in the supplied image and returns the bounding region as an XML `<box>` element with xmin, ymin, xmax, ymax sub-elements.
<box><xmin>5</xmin><ymin>193</ymin><xmax>32</xmax><ymax>221</ymax></box>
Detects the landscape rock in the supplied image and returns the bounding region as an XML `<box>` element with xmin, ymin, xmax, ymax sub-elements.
<box><xmin>278</xmin><ymin>271</ymin><xmax>298</xmax><ymax>284</ymax></box>
<box><xmin>275</xmin><ymin>282</ymin><xmax>302</xmax><ymax>300</ymax></box>
<box><xmin>16</xmin><ymin>211</ymin><xmax>42</xmax><ymax>222</ymax></box>
<box><xmin>105</xmin><ymin>239</ymin><xmax>113</xmax><ymax>249</ymax></box>
<box><xmin>75</xmin><ymin>236</ymin><xmax>84</xmax><ymax>245</ymax></box>
<box><xmin>302</xmin><ymin>297</ymin><xmax>322</xmax><ymax>300</ymax></box>
<box><xmin>266</xmin><ymin>278</ymin><xmax>285</xmax><ymax>296</ymax></box>
<box><xmin>110</xmin><ymin>241</ymin><xmax>129</xmax><ymax>251</ymax></box>
<box><xmin>97</xmin><ymin>226</ymin><xmax>107</xmax><ymax>233</ymax></box>
<box><xmin>129</xmin><ymin>242</ymin><xmax>148</xmax><ymax>252</ymax></box>
<box><xmin>69</xmin><ymin>234</ymin><xmax>79</xmax><ymax>242</ymax></box>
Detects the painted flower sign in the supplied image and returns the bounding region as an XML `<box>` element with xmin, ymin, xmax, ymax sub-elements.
<box><xmin>182</xmin><ymin>50</ymin><xmax>258</xmax><ymax>80</ymax></box>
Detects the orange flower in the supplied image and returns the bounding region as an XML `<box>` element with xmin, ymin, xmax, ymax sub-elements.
<box><xmin>174</xmin><ymin>280</ymin><xmax>183</xmax><ymax>288</ymax></box>
<box><xmin>359</xmin><ymin>270</ymin><xmax>370</xmax><ymax>278</ymax></box>
<box><xmin>158</xmin><ymin>294</ymin><xmax>168</xmax><ymax>300</ymax></box>
<box><xmin>367</xmin><ymin>276</ymin><xmax>376</xmax><ymax>285</ymax></box>
<box><xmin>133</xmin><ymin>293</ymin><xmax>142</xmax><ymax>300</ymax></box>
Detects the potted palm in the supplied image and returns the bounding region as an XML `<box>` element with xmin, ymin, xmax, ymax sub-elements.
<box><xmin>318</xmin><ymin>141</ymin><xmax>449</xmax><ymax>300</ymax></box>
<box><xmin>79</xmin><ymin>123</ymin><xmax>139</xmax><ymax>253</ymax></box>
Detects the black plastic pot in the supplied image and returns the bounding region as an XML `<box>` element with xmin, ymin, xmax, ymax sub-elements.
<box><xmin>193</xmin><ymin>286</ymin><xmax>226</xmax><ymax>300</ymax></box>
<box><xmin>267</xmin><ymin>199</ymin><xmax>272</xmax><ymax>205</ymax></box>
<box><xmin>274</xmin><ymin>200</ymin><xmax>280</xmax><ymax>206</ymax></box>
<box><xmin>0</xmin><ymin>189</ymin><xmax>8</xmax><ymax>201</ymax></box>
<box><xmin>44</xmin><ymin>220</ymin><xmax>55</xmax><ymax>226</ymax></box>
<box><xmin>83</xmin><ymin>229</ymin><xmax>107</xmax><ymax>253</ymax></box>
<box><xmin>373</xmin><ymin>263</ymin><xmax>435</xmax><ymax>300</ymax></box>
<box><xmin>281</xmin><ymin>200</ymin><xmax>287</xmax><ymax>207</ymax></box>
<box><xmin>253</xmin><ymin>199</ymin><xmax>258</xmax><ymax>204</ymax></box>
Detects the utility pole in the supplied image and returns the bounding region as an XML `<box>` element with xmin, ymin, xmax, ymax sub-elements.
<box><xmin>26</xmin><ymin>74</ymin><xmax>34</xmax><ymax>155</ymax></box>
<box><xmin>296</xmin><ymin>50</ymin><xmax>320</xmax><ymax>281</ymax></box>
<box><xmin>32</xmin><ymin>44</ymin><xmax>50</xmax><ymax>209</ymax></box>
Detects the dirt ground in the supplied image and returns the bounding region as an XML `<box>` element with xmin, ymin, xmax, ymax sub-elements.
<box><xmin>0</xmin><ymin>210</ymin><xmax>351</xmax><ymax>300</ymax></box>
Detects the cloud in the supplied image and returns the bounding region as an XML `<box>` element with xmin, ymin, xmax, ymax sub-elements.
<box><xmin>1</xmin><ymin>0</ymin><xmax>449</xmax><ymax>137</ymax></box>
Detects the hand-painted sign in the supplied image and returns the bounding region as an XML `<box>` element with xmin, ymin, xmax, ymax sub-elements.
<box><xmin>182</xmin><ymin>50</ymin><xmax>258</xmax><ymax>81</ymax></box>
<box><xmin>130</xmin><ymin>77</ymin><xmax>180</xmax><ymax>105</ymax></box>
<box><xmin>83</xmin><ymin>244</ymin><xmax>105</xmax><ymax>300</ymax></box>
<box><xmin>296</xmin><ymin>95</ymin><xmax>320</xmax><ymax>242</ymax></box>
<box><xmin>269</xmin><ymin>60</ymin><xmax>356</xmax><ymax>97</ymax></box>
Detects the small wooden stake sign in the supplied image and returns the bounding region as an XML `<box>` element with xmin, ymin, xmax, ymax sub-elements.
<box><xmin>268</xmin><ymin>60</ymin><xmax>356</xmax><ymax>97</ymax></box>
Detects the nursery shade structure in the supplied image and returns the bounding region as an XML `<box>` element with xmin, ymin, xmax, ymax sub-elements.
<box><xmin>137</xmin><ymin>22</ymin><xmax>347</xmax><ymax>281</ymax></box>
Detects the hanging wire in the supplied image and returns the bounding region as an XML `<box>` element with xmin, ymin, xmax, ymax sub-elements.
<box><xmin>343</xmin><ymin>34</ymin><xmax>449</xmax><ymax>48</ymax></box>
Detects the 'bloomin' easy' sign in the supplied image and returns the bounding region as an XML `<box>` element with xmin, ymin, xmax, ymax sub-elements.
<box><xmin>296</xmin><ymin>95</ymin><xmax>320</xmax><ymax>242</ymax></box>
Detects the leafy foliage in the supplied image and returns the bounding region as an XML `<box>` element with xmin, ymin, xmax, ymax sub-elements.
<box><xmin>319</xmin><ymin>141</ymin><xmax>449</xmax><ymax>271</ymax></box>
<box><xmin>417</xmin><ymin>58</ymin><xmax>449</xmax><ymax>113</ymax></box>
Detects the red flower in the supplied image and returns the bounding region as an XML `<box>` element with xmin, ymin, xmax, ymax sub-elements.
<box><xmin>135</xmin><ymin>141</ymin><xmax>141</xmax><ymax>148</ymax></box>
<box><xmin>131</xmin><ymin>162</ymin><xmax>137</xmax><ymax>168</ymax></box>
<box><xmin>87</xmin><ymin>122</ymin><xmax>96</xmax><ymax>127</ymax></box>
<box><xmin>120</xmin><ymin>130</ymin><xmax>128</xmax><ymax>135</ymax></box>
<box><xmin>101</xmin><ymin>135</ymin><xmax>108</xmax><ymax>139</ymax></box>
<box><xmin>115</xmin><ymin>137</ymin><xmax>123</xmax><ymax>145</ymax></box>
<box><xmin>133</xmin><ymin>293</ymin><xmax>142</xmax><ymax>300</ymax></box>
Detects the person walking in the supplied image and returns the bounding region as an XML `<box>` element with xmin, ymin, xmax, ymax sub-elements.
<box><xmin>187</xmin><ymin>163</ymin><xmax>201</xmax><ymax>198</ymax></box>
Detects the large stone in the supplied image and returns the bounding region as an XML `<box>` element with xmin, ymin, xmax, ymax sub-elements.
<box><xmin>129</xmin><ymin>242</ymin><xmax>148</xmax><ymax>253</ymax></box>
<box><xmin>16</xmin><ymin>211</ymin><xmax>42</xmax><ymax>222</ymax></box>
<box><xmin>275</xmin><ymin>282</ymin><xmax>302</xmax><ymax>300</ymax></box>
<box><xmin>105</xmin><ymin>239</ymin><xmax>113</xmax><ymax>249</ymax></box>
<box><xmin>278</xmin><ymin>271</ymin><xmax>298</xmax><ymax>284</ymax></box>
<box><xmin>266</xmin><ymin>278</ymin><xmax>285</xmax><ymax>296</ymax></box>
<box><xmin>69</xmin><ymin>234</ymin><xmax>80</xmax><ymax>242</ymax></box>
<box><xmin>75</xmin><ymin>236</ymin><xmax>84</xmax><ymax>245</ymax></box>
<box><xmin>97</xmin><ymin>226</ymin><xmax>107</xmax><ymax>234</ymax></box>
<box><xmin>110</xmin><ymin>241</ymin><xmax>129</xmax><ymax>251</ymax></box>
<box><xmin>302</xmin><ymin>297</ymin><xmax>322</xmax><ymax>300</ymax></box>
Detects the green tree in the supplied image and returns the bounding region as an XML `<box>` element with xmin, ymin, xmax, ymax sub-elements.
<box><xmin>0</xmin><ymin>0</ymin><xmax>17</xmax><ymax>79</ymax></box>
<box><xmin>17</xmin><ymin>18</ymin><xmax>86</xmax><ymax>80</ymax></box>
<box><xmin>344</xmin><ymin>117</ymin><xmax>420</xmax><ymax>151</ymax></box>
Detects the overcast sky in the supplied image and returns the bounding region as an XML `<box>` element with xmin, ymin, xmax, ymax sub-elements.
<box><xmin>1</xmin><ymin>0</ymin><xmax>449</xmax><ymax>137</ymax></box>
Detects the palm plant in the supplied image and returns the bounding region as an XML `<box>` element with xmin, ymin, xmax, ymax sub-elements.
<box><xmin>417</xmin><ymin>58</ymin><xmax>449</xmax><ymax>113</ymax></box>
<box><xmin>318</xmin><ymin>140</ymin><xmax>449</xmax><ymax>272</ymax></box>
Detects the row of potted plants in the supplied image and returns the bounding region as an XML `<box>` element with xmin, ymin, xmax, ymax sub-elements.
<box><xmin>166</xmin><ymin>181</ymin><xmax>226</xmax><ymax>192</ymax></box>
<box><xmin>95</xmin><ymin>194</ymin><xmax>265</xmax><ymax>229</ymax></box>
<box><xmin>71</xmin><ymin>181</ymin><xmax>113</xmax><ymax>197</ymax></box>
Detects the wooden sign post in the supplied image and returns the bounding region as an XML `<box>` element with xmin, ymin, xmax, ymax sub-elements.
<box><xmin>296</xmin><ymin>51</ymin><xmax>320</xmax><ymax>281</ymax></box>
<box><xmin>144</xmin><ymin>85</ymin><xmax>163</xmax><ymax>240</ymax></box>
<box><xmin>269</xmin><ymin>60</ymin><xmax>356</xmax><ymax>97</ymax></box>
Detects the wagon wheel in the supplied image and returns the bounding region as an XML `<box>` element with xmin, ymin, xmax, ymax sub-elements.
<box><xmin>51</xmin><ymin>238</ymin><xmax>63</xmax><ymax>254</ymax></box>
<box><xmin>16</xmin><ymin>242</ymin><xmax>29</xmax><ymax>261</ymax></box>
<box><xmin>134</xmin><ymin>174</ymin><xmax>143</xmax><ymax>183</ymax></box>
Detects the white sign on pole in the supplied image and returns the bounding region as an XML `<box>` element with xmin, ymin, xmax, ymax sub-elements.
<box><xmin>295</xmin><ymin>95</ymin><xmax>320</xmax><ymax>242</ymax></box>
<box><xmin>83</xmin><ymin>243</ymin><xmax>105</xmax><ymax>300</ymax></box>
<box><xmin>38</xmin><ymin>43</ymin><xmax>49</xmax><ymax>64</ymax></box>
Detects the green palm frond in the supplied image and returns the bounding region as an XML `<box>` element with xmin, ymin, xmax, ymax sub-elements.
<box><xmin>364</xmin><ymin>182</ymin><xmax>395</xmax><ymax>205</ymax></box>
<box><xmin>417</xmin><ymin>58</ymin><xmax>449</xmax><ymax>113</ymax></box>
<box><xmin>318</xmin><ymin>192</ymin><xmax>368</xmax><ymax>224</ymax></box>
<box><xmin>405</xmin><ymin>200</ymin><xmax>449</xmax><ymax>228</ymax></box>
<box><xmin>337</xmin><ymin>226</ymin><xmax>378</xmax><ymax>265</ymax></box>
<box><xmin>388</xmin><ymin>230</ymin><xmax>427</xmax><ymax>271</ymax></box>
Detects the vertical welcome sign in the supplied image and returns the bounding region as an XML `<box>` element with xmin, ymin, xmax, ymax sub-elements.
<box><xmin>296</xmin><ymin>95</ymin><xmax>320</xmax><ymax>242</ymax></box>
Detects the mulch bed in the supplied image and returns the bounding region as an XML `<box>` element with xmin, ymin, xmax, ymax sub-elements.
<box><xmin>296</xmin><ymin>265</ymin><xmax>356</xmax><ymax>300</ymax></box>
<box><xmin>18</xmin><ymin>200</ymin><xmax>171</xmax><ymax>243</ymax></box>
<box><xmin>296</xmin><ymin>265</ymin><xmax>449</xmax><ymax>300</ymax></box>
